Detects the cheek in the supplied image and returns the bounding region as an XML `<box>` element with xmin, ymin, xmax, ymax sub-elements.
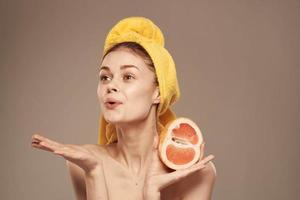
<box><xmin>97</xmin><ymin>83</ymin><xmax>101</xmax><ymax>98</ymax></box>
<box><xmin>97</xmin><ymin>83</ymin><xmax>105</xmax><ymax>102</ymax></box>
<box><xmin>126</xmin><ymin>84</ymin><xmax>154</xmax><ymax>106</ymax></box>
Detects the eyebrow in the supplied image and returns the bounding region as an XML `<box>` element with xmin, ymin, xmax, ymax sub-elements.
<box><xmin>99</xmin><ymin>64</ymin><xmax>140</xmax><ymax>72</ymax></box>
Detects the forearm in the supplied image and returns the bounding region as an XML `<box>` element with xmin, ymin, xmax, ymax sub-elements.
<box><xmin>84</xmin><ymin>168</ymin><xmax>108</xmax><ymax>200</ymax></box>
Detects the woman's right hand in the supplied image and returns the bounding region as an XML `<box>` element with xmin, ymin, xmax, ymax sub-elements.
<box><xmin>143</xmin><ymin>138</ymin><xmax>215</xmax><ymax>200</ymax></box>
<box><xmin>31</xmin><ymin>134</ymin><xmax>101</xmax><ymax>174</ymax></box>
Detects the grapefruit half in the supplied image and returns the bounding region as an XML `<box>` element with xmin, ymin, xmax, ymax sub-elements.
<box><xmin>159</xmin><ymin>117</ymin><xmax>203</xmax><ymax>170</ymax></box>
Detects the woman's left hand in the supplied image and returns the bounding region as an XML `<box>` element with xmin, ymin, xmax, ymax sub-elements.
<box><xmin>143</xmin><ymin>138</ymin><xmax>215</xmax><ymax>200</ymax></box>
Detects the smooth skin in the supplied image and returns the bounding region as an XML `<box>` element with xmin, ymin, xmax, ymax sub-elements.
<box><xmin>31</xmin><ymin>48</ymin><xmax>217</xmax><ymax>200</ymax></box>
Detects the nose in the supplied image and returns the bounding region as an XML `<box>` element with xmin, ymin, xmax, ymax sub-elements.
<box><xmin>106</xmin><ymin>81</ymin><xmax>119</xmax><ymax>94</ymax></box>
<box><xmin>107</xmin><ymin>87</ymin><xmax>118</xmax><ymax>93</ymax></box>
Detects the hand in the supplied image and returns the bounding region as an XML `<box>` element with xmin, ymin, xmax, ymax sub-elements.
<box><xmin>143</xmin><ymin>138</ymin><xmax>215</xmax><ymax>200</ymax></box>
<box><xmin>31</xmin><ymin>134</ymin><xmax>101</xmax><ymax>174</ymax></box>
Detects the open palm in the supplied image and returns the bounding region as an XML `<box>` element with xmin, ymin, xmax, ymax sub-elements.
<box><xmin>144</xmin><ymin>140</ymin><xmax>215</xmax><ymax>200</ymax></box>
<box><xmin>31</xmin><ymin>134</ymin><xmax>101</xmax><ymax>174</ymax></box>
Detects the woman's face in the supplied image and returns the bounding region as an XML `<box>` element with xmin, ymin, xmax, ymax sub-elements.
<box><xmin>97</xmin><ymin>48</ymin><xmax>160</xmax><ymax>125</ymax></box>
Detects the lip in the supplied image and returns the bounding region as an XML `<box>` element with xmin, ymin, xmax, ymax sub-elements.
<box><xmin>104</xmin><ymin>97</ymin><xmax>123</xmax><ymax>109</ymax></box>
<box><xmin>104</xmin><ymin>102</ymin><xmax>122</xmax><ymax>109</ymax></box>
<box><xmin>104</xmin><ymin>97</ymin><xmax>123</xmax><ymax>104</ymax></box>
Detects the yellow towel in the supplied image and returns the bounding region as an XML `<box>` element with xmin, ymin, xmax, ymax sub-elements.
<box><xmin>98</xmin><ymin>16</ymin><xmax>180</xmax><ymax>145</ymax></box>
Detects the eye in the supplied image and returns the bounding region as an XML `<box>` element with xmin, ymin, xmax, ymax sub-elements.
<box><xmin>99</xmin><ymin>75</ymin><xmax>111</xmax><ymax>81</ymax></box>
<box><xmin>123</xmin><ymin>74</ymin><xmax>135</xmax><ymax>80</ymax></box>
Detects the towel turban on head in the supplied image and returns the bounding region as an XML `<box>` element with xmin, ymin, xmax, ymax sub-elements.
<box><xmin>98</xmin><ymin>16</ymin><xmax>180</xmax><ymax>145</ymax></box>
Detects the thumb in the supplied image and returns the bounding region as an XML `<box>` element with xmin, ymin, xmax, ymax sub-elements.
<box><xmin>153</xmin><ymin>134</ymin><xmax>159</xmax><ymax>149</ymax></box>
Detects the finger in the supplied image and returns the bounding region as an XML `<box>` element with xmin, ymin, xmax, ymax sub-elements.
<box><xmin>34</xmin><ymin>134</ymin><xmax>62</xmax><ymax>150</ymax></box>
<box><xmin>160</xmin><ymin>154</ymin><xmax>215</xmax><ymax>188</ymax></box>
<box><xmin>196</xmin><ymin>154</ymin><xmax>215</xmax><ymax>166</ymax></box>
<box><xmin>32</xmin><ymin>141</ymin><xmax>60</xmax><ymax>153</ymax></box>
<box><xmin>153</xmin><ymin>134</ymin><xmax>159</xmax><ymax>149</ymax></box>
<box><xmin>54</xmin><ymin>145</ymin><xmax>89</xmax><ymax>161</ymax></box>
<box><xmin>39</xmin><ymin>141</ymin><xmax>60</xmax><ymax>152</ymax></box>
<box><xmin>199</xmin><ymin>141</ymin><xmax>205</xmax><ymax>160</ymax></box>
<box><xmin>147</xmin><ymin>147</ymin><xmax>169</xmax><ymax>177</ymax></box>
<box><xmin>158</xmin><ymin>162</ymin><xmax>207</xmax><ymax>189</ymax></box>
<box><xmin>31</xmin><ymin>134</ymin><xmax>63</xmax><ymax>152</ymax></box>
<box><xmin>31</xmin><ymin>142</ymin><xmax>54</xmax><ymax>152</ymax></box>
<box><xmin>32</xmin><ymin>134</ymin><xmax>47</xmax><ymax>142</ymax></box>
<box><xmin>150</xmin><ymin>148</ymin><xmax>163</xmax><ymax>170</ymax></box>
<box><xmin>53</xmin><ymin>145</ymin><xmax>73</xmax><ymax>157</ymax></box>
<box><xmin>31</xmin><ymin>136</ymin><xmax>54</xmax><ymax>151</ymax></box>
<box><xmin>33</xmin><ymin>143</ymin><xmax>85</xmax><ymax>164</ymax></box>
<box><xmin>32</xmin><ymin>134</ymin><xmax>61</xmax><ymax>146</ymax></box>
<box><xmin>156</xmin><ymin>154</ymin><xmax>214</xmax><ymax>189</ymax></box>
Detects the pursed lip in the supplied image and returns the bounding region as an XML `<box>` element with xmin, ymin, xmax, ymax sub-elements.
<box><xmin>104</xmin><ymin>98</ymin><xmax>123</xmax><ymax>109</ymax></box>
<box><xmin>104</xmin><ymin>97</ymin><xmax>123</xmax><ymax>104</ymax></box>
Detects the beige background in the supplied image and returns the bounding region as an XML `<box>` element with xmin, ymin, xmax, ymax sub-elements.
<box><xmin>1</xmin><ymin>0</ymin><xmax>299</xmax><ymax>199</ymax></box>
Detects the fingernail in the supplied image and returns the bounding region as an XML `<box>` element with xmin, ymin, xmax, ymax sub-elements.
<box><xmin>40</xmin><ymin>141</ymin><xmax>46</xmax><ymax>146</ymax></box>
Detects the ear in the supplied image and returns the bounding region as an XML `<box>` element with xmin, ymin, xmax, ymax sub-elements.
<box><xmin>152</xmin><ymin>86</ymin><xmax>160</xmax><ymax>104</ymax></box>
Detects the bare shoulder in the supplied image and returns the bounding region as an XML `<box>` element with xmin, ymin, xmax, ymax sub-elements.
<box><xmin>169</xmin><ymin>161</ymin><xmax>217</xmax><ymax>200</ymax></box>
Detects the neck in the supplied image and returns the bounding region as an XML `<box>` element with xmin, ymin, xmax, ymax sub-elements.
<box><xmin>115</xmin><ymin>107</ymin><xmax>158</xmax><ymax>176</ymax></box>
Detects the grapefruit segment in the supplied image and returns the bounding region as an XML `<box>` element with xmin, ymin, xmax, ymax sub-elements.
<box><xmin>166</xmin><ymin>144</ymin><xmax>195</xmax><ymax>165</ymax></box>
<box><xmin>172</xmin><ymin>123</ymin><xmax>199</xmax><ymax>145</ymax></box>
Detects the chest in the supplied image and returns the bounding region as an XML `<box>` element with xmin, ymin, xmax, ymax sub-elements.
<box><xmin>101</xmin><ymin>159</ymin><xmax>145</xmax><ymax>200</ymax></box>
<box><xmin>101</xmin><ymin>157</ymin><xmax>183</xmax><ymax>200</ymax></box>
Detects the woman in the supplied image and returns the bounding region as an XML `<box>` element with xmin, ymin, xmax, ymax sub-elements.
<box><xmin>31</xmin><ymin>17</ymin><xmax>216</xmax><ymax>200</ymax></box>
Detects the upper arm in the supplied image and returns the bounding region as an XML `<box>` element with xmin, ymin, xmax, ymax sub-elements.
<box><xmin>181</xmin><ymin>161</ymin><xmax>217</xmax><ymax>200</ymax></box>
<box><xmin>66</xmin><ymin>160</ymin><xmax>87</xmax><ymax>200</ymax></box>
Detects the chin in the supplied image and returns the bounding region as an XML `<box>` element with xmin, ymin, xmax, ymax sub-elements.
<box><xmin>103</xmin><ymin>113</ymin><xmax>123</xmax><ymax>124</ymax></box>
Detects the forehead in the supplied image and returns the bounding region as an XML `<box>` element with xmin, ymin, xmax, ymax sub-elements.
<box><xmin>100</xmin><ymin>49</ymin><xmax>148</xmax><ymax>72</ymax></box>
